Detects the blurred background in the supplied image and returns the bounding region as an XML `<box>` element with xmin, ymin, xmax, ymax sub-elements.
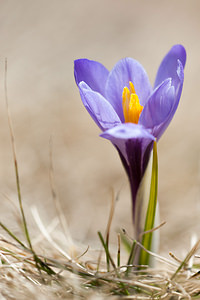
<box><xmin>0</xmin><ymin>0</ymin><xmax>199</xmax><ymax>258</ymax></box>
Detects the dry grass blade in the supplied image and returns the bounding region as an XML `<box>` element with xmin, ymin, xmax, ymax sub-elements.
<box><xmin>31</xmin><ymin>206</ymin><xmax>92</xmax><ymax>276</ymax></box>
<box><xmin>105</xmin><ymin>189</ymin><xmax>115</xmax><ymax>247</ymax></box>
<box><xmin>4</xmin><ymin>59</ymin><xmax>33</xmax><ymax>253</ymax></box>
<box><xmin>135</xmin><ymin>239</ymin><xmax>179</xmax><ymax>268</ymax></box>
<box><xmin>171</xmin><ymin>239</ymin><xmax>200</xmax><ymax>281</ymax></box>
<box><xmin>31</xmin><ymin>206</ymin><xmax>73</xmax><ymax>262</ymax></box>
<box><xmin>4</xmin><ymin>60</ymin><xmax>56</xmax><ymax>276</ymax></box>
<box><xmin>139</xmin><ymin>221</ymin><xmax>166</xmax><ymax>240</ymax></box>
<box><xmin>49</xmin><ymin>137</ymin><xmax>74</xmax><ymax>250</ymax></box>
<box><xmin>97</xmin><ymin>190</ymin><xmax>115</xmax><ymax>272</ymax></box>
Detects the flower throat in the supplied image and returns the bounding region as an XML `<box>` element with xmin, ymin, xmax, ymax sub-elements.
<box><xmin>122</xmin><ymin>81</ymin><xmax>143</xmax><ymax>124</ymax></box>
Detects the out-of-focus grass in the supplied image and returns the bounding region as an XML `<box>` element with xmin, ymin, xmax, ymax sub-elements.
<box><xmin>1</xmin><ymin>208</ymin><xmax>200</xmax><ymax>299</ymax></box>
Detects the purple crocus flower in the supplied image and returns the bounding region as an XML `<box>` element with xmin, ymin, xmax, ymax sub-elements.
<box><xmin>74</xmin><ymin>45</ymin><xmax>186</xmax><ymax>229</ymax></box>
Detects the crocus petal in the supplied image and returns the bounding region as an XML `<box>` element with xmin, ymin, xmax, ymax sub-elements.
<box><xmin>101</xmin><ymin>123</ymin><xmax>155</xmax><ymax>163</ymax></box>
<box><xmin>78</xmin><ymin>81</ymin><xmax>121</xmax><ymax>131</ymax></box>
<box><xmin>154</xmin><ymin>60</ymin><xmax>184</xmax><ymax>139</ymax></box>
<box><xmin>74</xmin><ymin>59</ymin><xmax>109</xmax><ymax>97</ymax></box>
<box><xmin>105</xmin><ymin>58</ymin><xmax>152</xmax><ymax>122</ymax></box>
<box><xmin>101</xmin><ymin>123</ymin><xmax>155</xmax><ymax>213</ymax></box>
<box><xmin>154</xmin><ymin>44</ymin><xmax>186</xmax><ymax>89</ymax></box>
<box><xmin>139</xmin><ymin>78</ymin><xmax>175</xmax><ymax>139</ymax></box>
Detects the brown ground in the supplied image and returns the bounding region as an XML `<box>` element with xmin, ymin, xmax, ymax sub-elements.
<box><xmin>0</xmin><ymin>0</ymin><xmax>199</xmax><ymax>270</ymax></box>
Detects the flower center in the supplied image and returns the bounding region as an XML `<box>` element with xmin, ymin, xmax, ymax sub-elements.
<box><xmin>122</xmin><ymin>81</ymin><xmax>143</xmax><ymax>124</ymax></box>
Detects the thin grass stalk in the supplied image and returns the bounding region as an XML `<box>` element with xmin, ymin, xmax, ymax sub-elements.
<box><xmin>49</xmin><ymin>137</ymin><xmax>74</xmax><ymax>249</ymax></box>
<box><xmin>97</xmin><ymin>191</ymin><xmax>115</xmax><ymax>273</ymax></box>
<box><xmin>98</xmin><ymin>231</ymin><xmax>116</xmax><ymax>271</ymax></box>
<box><xmin>171</xmin><ymin>239</ymin><xmax>200</xmax><ymax>281</ymax></box>
<box><xmin>126</xmin><ymin>239</ymin><xmax>136</xmax><ymax>276</ymax></box>
<box><xmin>105</xmin><ymin>190</ymin><xmax>115</xmax><ymax>272</ymax></box>
<box><xmin>4</xmin><ymin>60</ymin><xmax>55</xmax><ymax>276</ymax></box>
<box><xmin>4</xmin><ymin>59</ymin><xmax>33</xmax><ymax>252</ymax></box>
<box><xmin>120</xmin><ymin>229</ymin><xmax>132</xmax><ymax>253</ymax></box>
<box><xmin>97</xmin><ymin>232</ymin><xmax>130</xmax><ymax>295</ymax></box>
<box><xmin>0</xmin><ymin>222</ymin><xmax>28</xmax><ymax>250</ymax></box>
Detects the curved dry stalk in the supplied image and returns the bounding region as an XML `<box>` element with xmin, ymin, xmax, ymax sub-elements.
<box><xmin>49</xmin><ymin>137</ymin><xmax>74</xmax><ymax>249</ymax></box>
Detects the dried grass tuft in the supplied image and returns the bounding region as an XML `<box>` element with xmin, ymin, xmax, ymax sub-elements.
<box><xmin>1</xmin><ymin>226</ymin><xmax>200</xmax><ymax>300</ymax></box>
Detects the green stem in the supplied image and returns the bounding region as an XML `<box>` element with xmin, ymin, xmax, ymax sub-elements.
<box><xmin>139</xmin><ymin>141</ymin><xmax>158</xmax><ymax>266</ymax></box>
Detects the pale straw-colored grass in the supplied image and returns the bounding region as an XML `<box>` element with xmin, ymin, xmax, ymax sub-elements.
<box><xmin>1</xmin><ymin>198</ymin><xmax>200</xmax><ymax>300</ymax></box>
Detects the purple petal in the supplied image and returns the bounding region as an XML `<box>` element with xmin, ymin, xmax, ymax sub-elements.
<box><xmin>105</xmin><ymin>58</ymin><xmax>152</xmax><ymax>122</ymax></box>
<box><xmin>139</xmin><ymin>79</ymin><xmax>175</xmax><ymax>138</ymax></box>
<box><xmin>101</xmin><ymin>123</ymin><xmax>155</xmax><ymax>169</ymax></box>
<box><xmin>101</xmin><ymin>123</ymin><xmax>155</xmax><ymax>217</ymax></box>
<box><xmin>101</xmin><ymin>123</ymin><xmax>154</xmax><ymax>161</ymax></box>
<box><xmin>74</xmin><ymin>59</ymin><xmax>109</xmax><ymax>97</ymax></box>
<box><xmin>141</xmin><ymin>59</ymin><xmax>184</xmax><ymax>140</ymax></box>
<box><xmin>154</xmin><ymin>44</ymin><xmax>186</xmax><ymax>89</ymax></box>
<box><xmin>157</xmin><ymin>60</ymin><xmax>184</xmax><ymax>139</ymax></box>
<box><xmin>78</xmin><ymin>82</ymin><xmax>121</xmax><ymax>131</ymax></box>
